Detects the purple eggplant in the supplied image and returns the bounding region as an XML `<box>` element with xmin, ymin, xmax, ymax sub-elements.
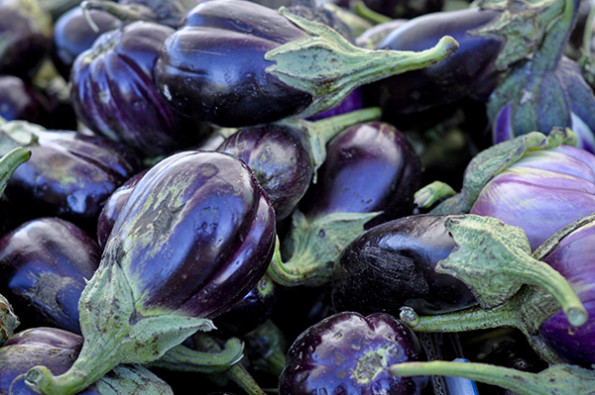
<box><xmin>0</xmin><ymin>327</ymin><xmax>175</xmax><ymax>394</ymax></box>
<box><xmin>267</xmin><ymin>121</ymin><xmax>422</xmax><ymax>287</ymax></box>
<box><xmin>279</xmin><ymin>311</ymin><xmax>428</xmax><ymax>395</ymax></box>
<box><xmin>217</xmin><ymin>108</ymin><xmax>380</xmax><ymax>221</ymax></box>
<box><xmin>362</xmin><ymin>7</ymin><xmax>502</xmax><ymax>120</ymax></box>
<box><xmin>0</xmin><ymin>217</ymin><xmax>101</xmax><ymax>334</ymax></box>
<box><xmin>469</xmin><ymin>144</ymin><xmax>595</xmax><ymax>250</ymax></box>
<box><xmin>154</xmin><ymin>0</ymin><xmax>458</xmax><ymax>127</ymax></box>
<box><xmin>299</xmin><ymin>121</ymin><xmax>422</xmax><ymax>226</ymax></box>
<box><xmin>0</xmin><ymin>75</ymin><xmax>50</xmax><ymax>124</ymax></box>
<box><xmin>70</xmin><ymin>20</ymin><xmax>212</xmax><ymax>158</ymax></box>
<box><xmin>0</xmin><ymin>0</ymin><xmax>52</xmax><ymax>80</ymax></box>
<box><xmin>0</xmin><ymin>120</ymin><xmax>142</xmax><ymax>233</ymax></box>
<box><xmin>51</xmin><ymin>6</ymin><xmax>122</xmax><ymax>80</ymax></box>
<box><xmin>24</xmin><ymin>150</ymin><xmax>276</xmax><ymax>395</ymax></box>
<box><xmin>332</xmin><ymin>214</ymin><xmax>477</xmax><ymax>316</ymax></box>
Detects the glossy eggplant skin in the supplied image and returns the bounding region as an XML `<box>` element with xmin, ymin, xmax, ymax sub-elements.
<box><xmin>279</xmin><ymin>311</ymin><xmax>427</xmax><ymax>395</ymax></box>
<box><xmin>217</xmin><ymin>124</ymin><xmax>313</xmax><ymax>221</ymax></box>
<box><xmin>363</xmin><ymin>8</ymin><xmax>502</xmax><ymax>120</ymax></box>
<box><xmin>71</xmin><ymin>21</ymin><xmax>210</xmax><ymax>158</ymax></box>
<box><xmin>332</xmin><ymin>214</ymin><xmax>477</xmax><ymax>316</ymax></box>
<box><xmin>52</xmin><ymin>6</ymin><xmax>122</xmax><ymax>80</ymax></box>
<box><xmin>107</xmin><ymin>150</ymin><xmax>276</xmax><ymax>318</ymax></box>
<box><xmin>539</xmin><ymin>220</ymin><xmax>595</xmax><ymax>367</ymax></box>
<box><xmin>3</xmin><ymin>129</ymin><xmax>142</xmax><ymax>233</ymax></box>
<box><xmin>96</xmin><ymin>170</ymin><xmax>146</xmax><ymax>248</ymax></box>
<box><xmin>0</xmin><ymin>327</ymin><xmax>100</xmax><ymax>394</ymax></box>
<box><xmin>298</xmin><ymin>122</ymin><xmax>422</xmax><ymax>227</ymax></box>
<box><xmin>0</xmin><ymin>217</ymin><xmax>100</xmax><ymax>334</ymax></box>
<box><xmin>0</xmin><ymin>0</ymin><xmax>52</xmax><ymax>80</ymax></box>
<box><xmin>154</xmin><ymin>0</ymin><xmax>313</xmax><ymax>127</ymax></box>
<box><xmin>0</xmin><ymin>75</ymin><xmax>49</xmax><ymax>124</ymax></box>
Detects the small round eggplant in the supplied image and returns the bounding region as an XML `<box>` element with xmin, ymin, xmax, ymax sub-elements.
<box><xmin>0</xmin><ymin>0</ymin><xmax>52</xmax><ymax>80</ymax></box>
<box><xmin>24</xmin><ymin>150</ymin><xmax>277</xmax><ymax>395</ymax></box>
<box><xmin>70</xmin><ymin>20</ymin><xmax>211</xmax><ymax>158</ymax></box>
<box><xmin>0</xmin><ymin>327</ymin><xmax>174</xmax><ymax>394</ymax></box>
<box><xmin>279</xmin><ymin>311</ymin><xmax>428</xmax><ymax>395</ymax></box>
<box><xmin>0</xmin><ymin>217</ymin><xmax>101</xmax><ymax>334</ymax></box>
<box><xmin>299</xmin><ymin>121</ymin><xmax>422</xmax><ymax>227</ymax></box>
<box><xmin>0</xmin><ymin>75</ymin><xmax>49</xmax><ymax>124</ymax></box>
<box><xmin>332</xmin><ymin>214</ymin><xmax>477</xmax><ymax>316</ymax></box>
<box><xmin>0</xmin><ymin>122</ymin><xmax>142</xmax><ymax>233</ymax></box>
<box><xmin>51</xmin><ymin>6</ymin><xmax>122</xmax><ymax>80</ymax></box>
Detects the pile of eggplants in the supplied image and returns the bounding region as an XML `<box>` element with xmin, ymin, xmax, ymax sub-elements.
<box><xmin>2</xmin><ymin>0</ymin><xmax>595</xmax><ymax>394</ymax></box>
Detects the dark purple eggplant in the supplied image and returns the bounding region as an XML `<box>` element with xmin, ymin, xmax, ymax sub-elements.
<box><xmin>299</xmin><ymin>121</ymin><xmax>422</xmax><ymax>226</ymax></box>
<box><xmin>0</xmin><ymin>327</ymin><xmax>175</xmax><ymax>394</ymax></box>
<box><xmin>279</xmin><ymin>311</ymin><xmax>428</xmax><ymax>395</ymax></box>
<box><xmin>363</xmin><ymin>7</ymin><xmax>503</xmax><ymax>121</ymax></box>
<box><xmin>267</xmin><ymin>121</ymin><xmax>422</xmax><ymax>287</ymax></box>
<box><xmin>0</xmin><ymin>75</ymin><xmax>50</xmax><ymax>124</ymax></box>
<box><xmin>0</xmin><ymin>0</ymin><xmax>52</xmax><ymax>80</ymax></box>
<box><xmin>0</xmin><ymin>120</ymin><xmax>142</xmax><ymax>233</ymax></box>
<box><xmin>24</xmin><ymin>150</ymin><xmax>276</xmax><ymax>395</ymax></box>
<box><xmin>0</xmin><ymin>217</ymin><xmax>101</xmax><ymax>334</ymax></box>
<box><xmin>154</xmin><ymin>0</ymin><xmax>458</xmax><ymax>127</ymax></box>
<box><xmin>217</xmin><ymin>108</ymin><xmax>380</xmax><ymax>221</ymax></box>
<box><xmin>70</xmin><ymin>20</ymin><xmax>212</xmax><ymax>158</ymax></box>
<box><xmin>96</xmin><ymin>170</ymin><xmax>146</xmax><ymax>248</ymax></box>
<box><xmin>332</xmin><ymin>214</ymin><xmax>476</xmax><ymax>316</ymax></box>
<box><xmin>51</xmin><ymin>6</ymin><xmax>122</xmax><ymax>80</ymax></box>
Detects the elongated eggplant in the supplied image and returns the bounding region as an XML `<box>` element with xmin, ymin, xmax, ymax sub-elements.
<box><xmin>70</xmin><ymin>20</ymin><xmax>212</xmax><ymax>158</ymax></box>
<box><xmin>155</xmin><ymin>0</ymin><xmax>458</xmax><ymax>127</ymax></box>
<box><xmin>0</xmin><ymin>120</ymin><xmax>142</xmax><ymax>233</ymax></box>
<box><xmin>279</xmin><ymin>311</ymin><xmax>428</xmax><ymax>394</ymax></box>
<box><xmin>51</xmin><ymin>5</ymin><xmax>122</xmax><ymax>80</ymax></box>
<box><xmin>0</xmin><ymin>327</ymin><xmax>174</xmax><ymax>394</ymax></box>
<box><xmin>24</xmin><ymin>150</ymin><xmax>276</xmax><ymax>395</ymax></box>
<box><xmin>0</xmin><ymin>0</ymin><xmax>52</xmax><ymax>80</ymax></box>
<box><xmin>0</xmin><ymin>217</ymin><xmax>101</xmax><ymax>334</ymax></box>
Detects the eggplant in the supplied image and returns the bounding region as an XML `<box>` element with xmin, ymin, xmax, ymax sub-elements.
<box><xmin>51</xmin><ymin>5</ymin><xmax>122</xmax><ymax>80</ymax></box>
<box><xmin>217</xmin><ymin>108</ymin><xmax>380</xmax><ymax>221</ymax></box>
<box><xmin>332</xmin><ymin>214</ymin><xmax>476</xmax><ymax>316</ymax></box>
<box><xmin>267</xmin><ymin>121</ymin><xmax>423</xmax><ymax>286</ymax></box>
<box><xmin>359</xmin><ymin>0</ymin><xmax>443</xmax><ymax>19</ymax></box>
<box><xmin>488</xmin><ymin>1</ymin><xmax>595</xmax><ymax>152</ymax></box>
<box><xmin>0</xmin><ymin>120</ymin><xmax>142</xmax><ymax>233</ymax></box>
<box><xmin>70</xmin><ymin>20</ymin><xmax>212</xmax><ymax>158</ymax></box>
<box><xmin>154</xmin><ymin>0</ymin><xmax>458</xmax><ymax>127</ymax></box>
<box><xmin>0</xmin><ymin>217</ymin><xmax>101</xmax><ymax>334</ymax></box>
<box><xmin>278</xmin><ymin>311</ymin><xmax>428</xmax><ymax>395</ymax></box>
<box><xmin>0</xmin><ymin>0</ymin><xmax>52</xmax><ymax>80</ymax></box>
<box><xmin>24</xmin><ymin>150</ymin><xmax>276</xmax><ymax>395</ymax></box>
<box><xmin>0</xmin><ymin>327</ymin><xmax>175</xmax><ymax>394</ymax></box>
<box><xmin>0</xmin><ymin>75</ymin><xmax>50</xmax><ymax>124</ymax></box>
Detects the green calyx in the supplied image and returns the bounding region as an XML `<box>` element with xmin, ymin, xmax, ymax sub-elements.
<box><xmin>389</xmin><ymin>360</ymin><xmax>595</xmax><ymax>395</ymax></box>
<box><xmin>414</xmin><ymin>128</ymin><xmax>575</xmax><ymax>214</ymax></box>
<box><xmin>0</xmin><ymin>294</ymin><xmax>19</xmax><ymax>345</ymax></box>
<box><xmin>265</xmin><ymin>8</ymin><xmax>458</xmax><ymax>118</ymax></box>
<box><xmin>267</xmin><ymin>210</ymin><xmax>381</xmax><ymax>287</ymax></box>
